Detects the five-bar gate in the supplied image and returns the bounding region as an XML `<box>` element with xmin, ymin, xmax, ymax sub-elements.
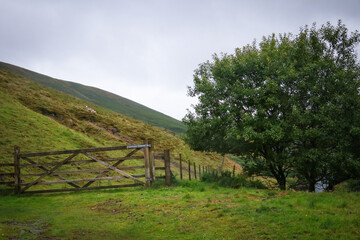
<box><xmin>12</xmin><ymin>140</ymin><xmax>170</xmax><ymax>194</ymax></box>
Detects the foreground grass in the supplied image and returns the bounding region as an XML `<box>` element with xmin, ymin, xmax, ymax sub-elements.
<box><xmin>1</xmin><ymin>181</ymin><xmax>359</xmax><ymax>240</ymax></box>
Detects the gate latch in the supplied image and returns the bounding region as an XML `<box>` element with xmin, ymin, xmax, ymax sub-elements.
<box><xmin>127</xmin><ymin>144</ymin><xmax>151</xmax><ymax>149</ymax></box>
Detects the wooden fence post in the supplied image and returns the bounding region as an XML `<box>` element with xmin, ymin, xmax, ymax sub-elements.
<box><xmin>14</xmin><ymin>146</ymin><xmax>20</xmax><ymax>194</ymax></box>
<box><xmin>164</xmin><ymin>150</ymin><xmax>171</xmax><ymax>186</ymax></box>
<box><xmin>179</xmin><ymin>153</ymin><xmax>183</xmax><ymax>180</ymax></box>
<box><xmin>148</xmin><ymin>139</ymin><xmax>155</xmax><ymax>183</ymax></box>
<box><xmin>144</xmin><ymin>140</ymin><xmax>151</xmax><ymax>187</ymax></box>
<box><xmin>188</xmin><ymin>161</ymin><xmax>191</xmax><ymax>181</ymax></box>
<box><xmin>193</xmin><ymin>162</ymin><xmax>197</xmax><ymax>180</ymax></box>
<box><xmin>199</xmin><ymin>164</ymin><xmax>201</xmax><ymax>179</ymax></box>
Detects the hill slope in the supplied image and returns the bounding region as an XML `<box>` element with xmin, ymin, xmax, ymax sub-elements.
<box><xmin>0</xmin><ymin>61</ymin><xmax>186</xmax><ymax>134</ymax></box>
<box><xmin>0</xmin><ymin>68</ymin><xmax>240</xmax><ymax>177</ymax></box>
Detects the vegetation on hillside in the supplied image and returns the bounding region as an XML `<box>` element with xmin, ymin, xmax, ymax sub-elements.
<box><xmin>184</xmin><ymin>21</ymin><xmax>360</xmax><ymax>191</ymax></box>
<box><xmin>0</xmin><ymin>61</ymin><xmax>186</xmax><ymax>134</ymax></box>
<box><xmin>0</xmin><ymin>68</ymin><xmax>240</xmax><ymax>183</ymax></box>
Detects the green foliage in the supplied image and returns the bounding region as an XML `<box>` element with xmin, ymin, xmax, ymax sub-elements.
<box><xmin>226</xmin><ymin>154</ymin><xmax>246</xmax><ymax>166</ymax></box>
<box><xmin>184</xmin><ymin>20</ymin><xmax>360</xmax><ymax>191</ymax></box>
<box><xmin>201</xmin><ymin>171</ymin><xmax>267</xmax><ymax>189</ymax></box>
<box><xmin>0</xmin><ymin>61</ymin><xmax>186</xmax><ymax>134</ymax></box>
<box><xmin>346</xmin><ymin>179</ymin><xmax>360</xmax><ymax>192</ymax></box>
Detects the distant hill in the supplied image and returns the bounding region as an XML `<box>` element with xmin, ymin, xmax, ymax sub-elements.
<box><xmin>0</xmin><ymin>61</ymin><xmax>186</xmax><ymax>134</ymax></box>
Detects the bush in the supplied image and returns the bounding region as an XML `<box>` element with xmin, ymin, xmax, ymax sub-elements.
<box><xmin>201</xmin><ymin>170</ymin><xmax>266</xmax><ymax>189</ymax></box>
<box><xmin>334</xmin><ymin>179</ymin><xmax>360</xmax><ymax>192</ymax></box>
<box><xmin>347</xmin><ymin>179</ymin><xmax>360</xmax><ymax>192</ymax></box>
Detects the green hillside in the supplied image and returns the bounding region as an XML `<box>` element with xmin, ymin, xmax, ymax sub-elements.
<box><xmin>0</xmin><ymin>68</ymin><xmax>239</xmax><ymax>177</ymax></box>
<box><xmin>0</xmin><ymin>62</ymin><xmax>186</xmax><ymax>134</ymax></box>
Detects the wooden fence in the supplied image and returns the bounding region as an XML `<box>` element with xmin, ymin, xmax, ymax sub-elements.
<box><xmin>0</xmin><ymin>142</ymin><xmax>224</xmax><ymax>194</ymax></box>
<box><xmin>168</xmin><ymin>153</ymin><xmax>220</xmax><ymax>181</ymax></box>
<box><xmin>0</xmin><ymin>140</ymin><xmax>172</xmax><ymax>194</ymax></box>
<box><xmin>0</xmin><ymin>170</ymin><xmax>14</xmax><ymax>186</ymax></box>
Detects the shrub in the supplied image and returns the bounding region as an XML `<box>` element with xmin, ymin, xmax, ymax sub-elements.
<box><xmin>334</xmin><ymin>179</ymin><xmax>360</xmax><ymax>192</ymax></box>
<box><xmin>347</xmin><ymin>179</ymin><xmax>360</xmax><ymax>192</ymax></box>
<box><xmin>201</xmin><ymin>170</ymin><xmax>266</xmax><ymax>189</ymax></box>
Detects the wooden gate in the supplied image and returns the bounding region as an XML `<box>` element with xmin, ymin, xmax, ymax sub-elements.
<box><xmin>13</xmin><ymin>140</ymin><xmax>160</xmax><ymax>194</ymax></box>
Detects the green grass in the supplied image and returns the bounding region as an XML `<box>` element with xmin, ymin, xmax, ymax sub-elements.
<box><xmin>0</xmin><ymin>61</ymin><xmax>186</xmax><ymax>134</ymax></box>
<box><xmin>0</xmin><ymin>91</ymin><xmax>103</xmax><ymax>158</ymax></box>
<box><xmin>0</xmin><ymin>181</ymin><xmax>359</xmax><ymax>239</ymax></box>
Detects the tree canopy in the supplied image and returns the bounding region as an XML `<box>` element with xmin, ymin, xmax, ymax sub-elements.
<box><xmin>183</xmin><ymin>21</ymin><xmax>360</xmax><ymax>191</ymax></box>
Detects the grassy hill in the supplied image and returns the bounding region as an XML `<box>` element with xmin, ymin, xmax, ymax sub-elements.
<box><xmin>0</xmin><ymin>68</ymin><xmax>240</xmax><ymax>181</ymax></box>
<box><xmin>0</xmin><ymin>61</ymin><xmax>186</xmax><ymax>134</ymax></box>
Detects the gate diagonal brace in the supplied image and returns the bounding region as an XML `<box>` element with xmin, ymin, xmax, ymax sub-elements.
<box><xmin>22</xmin><ymin>157</ymin><xmax>80</xmax><ymax>188</ymax></box>
<box><xmin>82</xmin><ymin>152</ymin><xmax>145</xmax><ymax>185</ymax></box>
<box><xmin>20</xmin><ymin>152</ymin><xmax>79</xmax><ymax>193</ymax></box>
<box><xmin>81</xmin><ymin>149</ymin><xmax>140</xmax><ymax>188</ymax></box>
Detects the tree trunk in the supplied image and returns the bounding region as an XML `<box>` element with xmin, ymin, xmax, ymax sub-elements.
<box><xmin>268</xmin><ymin>162</ymin><xmax>287</xmax><ymax>190</ymax></box>
<box><xmin>277</xmin><ymin>177</ymin><xmax>286</xmax><ymax>190</ymax></box>
<box><xmin>308</xmin><ymin>181</ymin><xmax>316</xmax><ymax>192</ymax></box>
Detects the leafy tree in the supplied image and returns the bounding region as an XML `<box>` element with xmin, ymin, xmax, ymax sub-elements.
<box><xmin>183</xmin><ymin>21</ymin><xmax>360</xmax><ymax>191</ymax></box>
<box><xmin>291</xmin><ymin>22</ymin><xmax>360</xmax><ymax>191</ymax></box>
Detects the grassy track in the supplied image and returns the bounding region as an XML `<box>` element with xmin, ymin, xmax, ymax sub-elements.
<box><xmin>1</xmin><ymin>181</ymin><xmax>359</xmax><ymax>239</ymax></box>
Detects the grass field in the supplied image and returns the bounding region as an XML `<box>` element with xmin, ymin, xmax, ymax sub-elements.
<box><xmin>1</xmin><ymin>180</ymin><xmax>359</xmax><ymax>240</ymax></box>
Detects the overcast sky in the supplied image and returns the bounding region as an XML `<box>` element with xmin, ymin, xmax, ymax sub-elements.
<box><xmin>1</xmin><ymin>0</ymin><xmax>359</xmax><ymax>120</ymax></box>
